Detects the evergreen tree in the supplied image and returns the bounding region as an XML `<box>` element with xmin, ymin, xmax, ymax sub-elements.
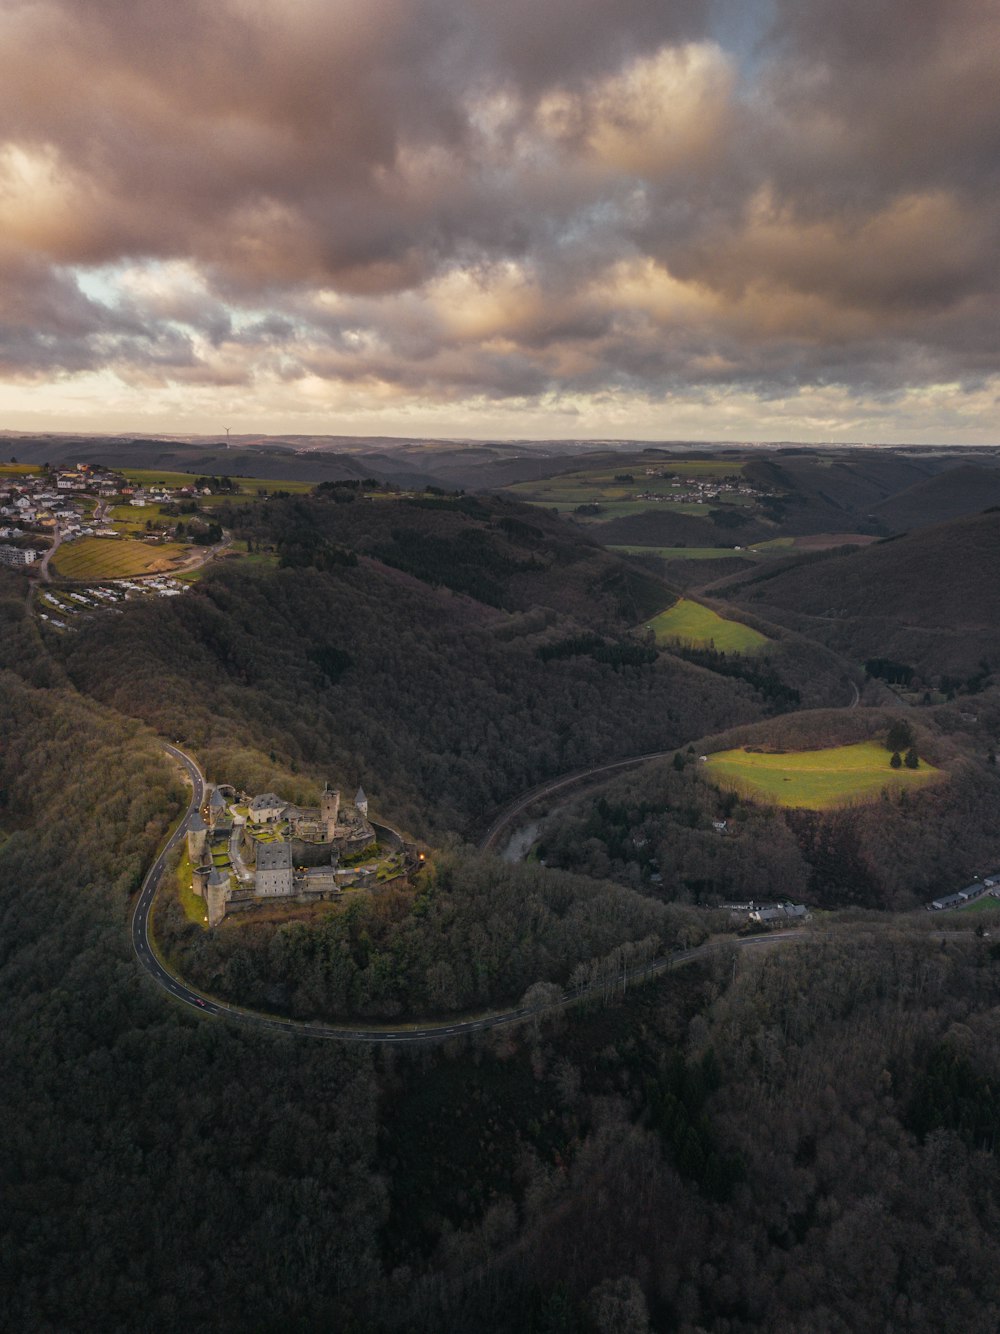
<box><xmin>886</xmin><ymin>719</ymin><xmax>915</xmax><ymax>752</ymax></box>
<box><xmin>904</xmin><ymin>748</ymin><xmax>920</xmax><ymax>769</ymax></box>
<box><xmin>890</xmin><ymin>751</ymin><xmax>902</xmax><ymax>769</ymax></box>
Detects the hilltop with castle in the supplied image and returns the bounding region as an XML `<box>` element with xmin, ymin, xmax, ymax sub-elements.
<box><xmin>185</xmin><ymin>781</ymin><xmax>411</xmax><ymax>925</ymax></box>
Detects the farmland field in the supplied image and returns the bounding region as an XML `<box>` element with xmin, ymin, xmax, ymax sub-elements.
<box><xmin>505</xmin><ymin>459</ymin><xmax>749</xmax><ymax>521</ymax></box>
<box><xmin>545</xmin><ymin>500</ymin><xmax>710</xmax><ymax>521</ymax></box>
<box><xmin>614</xmin><ymin>545</ymin><xmax>752</xmax><ymax>560</ymax></box>
<box><xmin>645</xmin><ymin>599</ymin><xmax>770</xmax><ymax>653</ymax></box>
<box><xmin>703</xmin><ymin>741</ymin><xmax>941</xmax><ymax>810</ymax></box>
<box><xmin>52</xmin><ymin>536</ymin><xmax>194</xmax><ymax>579</ymax></box>
<box><xmin>956</xmin><ymin>893</ymin><xmax>1000</xmax><ymax>913</ymax></box>
<box><xmin>124</xmin><ymin>468</ymin><xmax>318</xmax><ymax>496</ymax></box>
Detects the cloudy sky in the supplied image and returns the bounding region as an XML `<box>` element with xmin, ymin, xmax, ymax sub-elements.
<box><xmin>0</xmin><ymin>0</ymin><xmax>997</xmax><ymax>441</ymax></box>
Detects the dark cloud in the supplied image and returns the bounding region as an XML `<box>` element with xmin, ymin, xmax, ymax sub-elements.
<box><xmin>0</xmin><ymin>0</ymin><xmax>995</xmax><ymax>419</ymax></box>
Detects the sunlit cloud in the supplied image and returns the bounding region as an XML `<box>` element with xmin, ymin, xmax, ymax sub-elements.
<box><xmin>0</xmin><ymin>0</ymin><xmax>995</xmax><ymax>439</ymax></box>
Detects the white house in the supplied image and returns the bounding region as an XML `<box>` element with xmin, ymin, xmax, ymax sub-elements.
<box><xmin>249</xmin><ymin>792</ymin><xmax>287</xmax><ymax>823</ymax></box>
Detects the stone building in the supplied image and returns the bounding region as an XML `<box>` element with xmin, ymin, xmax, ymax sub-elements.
<box><xmin>206</xmin><ymin>787</ymin><xmax>227</xmax><ymax>829</ymax></box>
<box><xmin>186</xmin><ymin>811</ymin><xmax>207</xmax><ymax>862</ymax></box>
<box><xmin>320</xmin><ymin>785</ymin><xmax>340</xmax><ymax>841</ymax></box>
<box><xmin>206</xmin><ymin>870</ymin><xmax>231</xmax><ymax>927</ymax></box>
<box><xmin>248</xmin><ymin>792</ymin><xmax>286</xmax><ymax>823</ymax></box>
<box><xmin>201</xmin><ymin>778</ymin><xmax>399</xmax><ymax>924</ymax></box>
<box><xmin>255</xmin><ymin>841</ymin><xmax>294</xmax><ymax>896</ymax></box>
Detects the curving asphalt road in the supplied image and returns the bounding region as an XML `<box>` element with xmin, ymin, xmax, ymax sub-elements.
<box><xmin>479</xmin><ymin>750</ymin><xmax>680</xmax><ymax>852</ymax></box>
<box><xmin>131</xmin><ymin>741</ymin><xmax>801</xmax><ymax>1043</ymax></box>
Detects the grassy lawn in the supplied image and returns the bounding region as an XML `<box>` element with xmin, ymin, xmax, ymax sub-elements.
<box><xmin>704</xmin><ymin>741</ymin><xmax>942</xmax><ymax>810</ymax></box>
<box><xmin>174</xmin><ymin>851</ymin><xmax>209</xmax><ymax>926</ymax></box>
<box><xmin>957</xmin><ymin>893</ymin><xmax>1000</xmax><ymax>913</ymax></box>
<box><xmin>52</xmin><ymin>536</ymin><xmax>194</xmax><ymax>579</ymax></box>
<box><xmin>645</xmin><ymin>599</ymin><xmax>770</xmax><ymax>653</ymax></box>
<box><xmin>0</xmin><ymin>463</ymin><xmax>41</xmax><ymax>476</ymax></box>
<box><xmin>547</xmin><ymin>500</ymin><xmax>710</xmax><ymax>521</ymax></box>
<box><xmin>211</xmin><ymin>541</ymin><xmax>280</xmax><ymax>570</ymax></box>
<box><xmin>613</xmin><ymin>545</ymin><xmax>752</xmax><ymax>560</ymax></box>
<box><xmin>505</xmin><ymin>460</ymin><xmax>749</xmax><ymax>520</ymax></box>
<box><xmin>125</xmin><ymin>468</ymin><xmax>318</xmax><ymax>496</ymax></box>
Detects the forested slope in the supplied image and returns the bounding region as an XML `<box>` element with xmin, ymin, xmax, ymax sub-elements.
<box><xmin>536</xmin><ymin>708</ymin><xmax>1000</xmax><ymax>912</ymax></box>
<box><xmin>7</xmin><ymin>559</ymin><xmax>1000</xmax><ymax>1331</ymax></box>
<box><xmin>0</xmin><ymin>586</ymin><xmax>386</xmax><ymax>1330</ymax></box>
<box><xmin>225</xmin><ymin>488</ymin><xmax>674</xmax><ymax>629</ymax></box>
<box><xmin>62</xmin><ymin>558</ymin><xmax>762</xmax><ymax>836</ymax></box>
<box><xmin>730</xmin><ymin>510</ymin><xmax>1000</xmax><ymax>679</ymax></box>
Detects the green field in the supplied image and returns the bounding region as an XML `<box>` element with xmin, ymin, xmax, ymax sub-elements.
<box><xmin>957</xmin><ymin>893</ymin><xmax>1000</xmax><ymax>913</ymax></box>
<box><xmin>52</xmin><ymin>536</ymin><xmax>194</xmax><ymax>579</ymax></box>
<box><xmin>646</xmin><ymin>599</ymin><xmax>770</xmax><ymax>653</ymax></box>
<box><xmin>0</xmin><ymin>463</ymin><xmax>40</xmax><ymax>476</ymax></box>
<box><xmin>174</xmin><ymin>851</ymin><xmax>209</xmax><ymax>926</ymax></box>
<box><xmin>614</xmin><ymin>545</ymin><xmax>751</xmax><ymax>560</ymax></box>
<box><xmin>125</xmin><ymin>468</ymin><xmax>318</xmax><ymax>496</ymax></box>
<box><xmin>704</xmin><ymin>741</ymin><xmax>941</xmax><ymax>810</ymax></box>
<box><xmin>505</xmin><ymin>459</ymin><xmax>748</xmax><ymax>521</ymax></box>
<box><xmin>612</xmin><ymin>537</ymin><xmax>795</xmax><ymax>559</ymax></box>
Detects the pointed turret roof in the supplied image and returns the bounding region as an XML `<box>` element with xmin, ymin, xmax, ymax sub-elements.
<box><xmin>355</xmin><ymin>786</ymin><xmax>366</xmax><ymax>804</ymax></box>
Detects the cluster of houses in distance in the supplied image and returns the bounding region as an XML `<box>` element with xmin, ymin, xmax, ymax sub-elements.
<box><xmin>0</xmin><ymin>461</ymin><xmax>234</xmax><ymax>567</ymax></box>
<box><xmin>926</xmin><ymin>873</ymin><xmax>1000</xmax><ymax>911</ymax></box>
<box><xmin>634</xmin><ymin>469</ymin><xmax>771</xmax><ymax>506</ymax></box>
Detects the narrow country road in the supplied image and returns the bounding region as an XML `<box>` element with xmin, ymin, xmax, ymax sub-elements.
<box><xmin>132</xmin><ymin>741</ymin><xmax>801</xmax><ymax>1043</ymax></box>
<box><xmin>37</xmin><ymin>523</ymin><xmax>62</xmax><ymax>584</ymax></box>
<box><xmin>479</xmin><ymin>749</ymin><xmax>680</xmax><ymax>852</ymax></box>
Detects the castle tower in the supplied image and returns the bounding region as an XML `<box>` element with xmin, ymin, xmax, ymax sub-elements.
<box><xmin>206</xmin><ymin>786</ymin><xmax>226</xmax><ymax>831</ymax></box>
<box><xmin>355</xmin><ymin>785</ymin><xmax>368</xmax><ymax>818</ymax></box>
<box><xmin>191</xmin><ymin>861</ymin><xmax>211</xmax><ymax>898</ymax></box>
<box><xmin>321</xmin><ymin>785</ymin><xmax>340</xmax><ymax>841</ymax></box>
<box><xmin>186</xmin><ymin>811</ymin><xmax>207</xmax><ymax>863</ymax></box>
<box><xmin>206</xmin><ymin>870</ymin><xmax>231</xmax><ymax>927</ymax></box>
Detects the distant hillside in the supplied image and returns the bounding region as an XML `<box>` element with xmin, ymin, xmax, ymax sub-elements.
<box><xmin>741</xmin><ymin>453</ymin><xmax>937</xmax><ymax>535</ymax></box>
<box><xmin>2</xmin><ymin>434</ymin><xmax>437</xmax><ymax>489</ymax></box>
<box><xmin>872</xmin><ymin>464</ymin><xmax>1000</xmax><ymax>532</ymax></box>
<box><xmin>592</xmin><ymin>507</ymin><xmax>767</xmax><ymax>547</ymax></box>
<box><xmin>730</xmin><ymin>509</ymin><xmax>1000</xmax><ymax>678</ymax></box>
<box><xmin>228</xmin><ymin>489</ymin><xmax>676</xmax><ymax>630</ymax></box>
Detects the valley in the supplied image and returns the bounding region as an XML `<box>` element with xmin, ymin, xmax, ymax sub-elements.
<box><xmin>5</xmin><ymin>439</ymin><xmax>1000</xmax><ymax>1333</ymax></box>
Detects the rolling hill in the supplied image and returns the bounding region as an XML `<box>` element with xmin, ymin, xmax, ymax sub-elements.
<box><xmin>729</xmin><ymin>509</ymin><xmax>1000</xmax><ymax>678</ymax></box>
<box><xmin>871</xmin><ymin>464</ymin><xmax>1000</xmax><ymax>532</ymax></box>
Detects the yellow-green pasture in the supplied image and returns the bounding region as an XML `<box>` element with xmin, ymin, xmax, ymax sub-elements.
<box><xmin>957</xmin><ymin>892</ymin><xmax>1000</xmax><ymax>914</ymax></box>
<box><xmin>52</xmin><ymin>536</ymin><xmax>194</xmax><ymax>579</ymax></box>
<box><xmin>612</xmin><ymin>537</ymin><xmax>795</xmax><ymax>559</ymax></box>
<box><xmin>505</xmin><ymin>459</ymin><xmax>749</xmax><ymax>518</ymax></box>
<box><xmin>174</xmin><ymin>850</ymin><xmax>210</xmax><ymax>926</ymax></box>
<box><xmin>549</xmin><ymin>500</ymin><xmax>711</xmax><ymax>522</ymax></box>
<box><xmin>614</xmin><ymin>545</ymin><xmax>752</xmax><ymax>560</ymax></box>
<box><xmin>646</xmin><ymin>599</ymin><xmax>770</xmax><ymax>653</ymax></box>
<box><xmin>704</xmin><ymin>741</ymin><xmax>941</xmax><ymax>810</ymax></box>
<box><xmin>125</xmin><ymin>468</ymin><xmax>317</xmax><ymax>496</ymax></box>
<box><xmin>108</xmin><ymin>502</ymin><xmax>177</xmax><ymax>534</ymax></box>
<box><xmin>0</xmin><ymin>463</ymin><xmax>41</xmax><ymax>476</ymax></box>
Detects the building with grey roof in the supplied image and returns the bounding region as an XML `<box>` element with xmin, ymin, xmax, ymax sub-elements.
<box><xmin>255</xmin><ymin>841</ymin><xmax>293</xmax><ymax>896</ymax></box>
<box><xmin>249</xmin><ymin>792</ymin><xmax>286</xmax><ymax>822</ymax></box>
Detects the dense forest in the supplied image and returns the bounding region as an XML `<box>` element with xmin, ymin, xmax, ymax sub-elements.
<box><xmin>7</xmin><ymin>642</ymin><xmax>1000</xmax><ymax>1332</ymax></box>
<box><xmin>7</xmin><ymin>467</ymin><xmax>1000</xmax><ymax>1333</ymax></box>
<box><xmin>729</xmin><ymin>509</ymin><xmax>1000</xmax><ymax>680</ymax></box>
<box><xmin>60</xmin><ymin>545</ymin><xmax>766</xmax><ymax>838</ymax></box>
<box><xmin>158</xmin><ymin>851</ymin><xmax>708</xmax><ymax>1021</ymax></box>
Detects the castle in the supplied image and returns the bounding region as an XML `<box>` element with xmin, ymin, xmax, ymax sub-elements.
<box><xmin>186</xmin><ymin>782</ymin><xmax>403</xmax><ymax>925</ymax></box>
